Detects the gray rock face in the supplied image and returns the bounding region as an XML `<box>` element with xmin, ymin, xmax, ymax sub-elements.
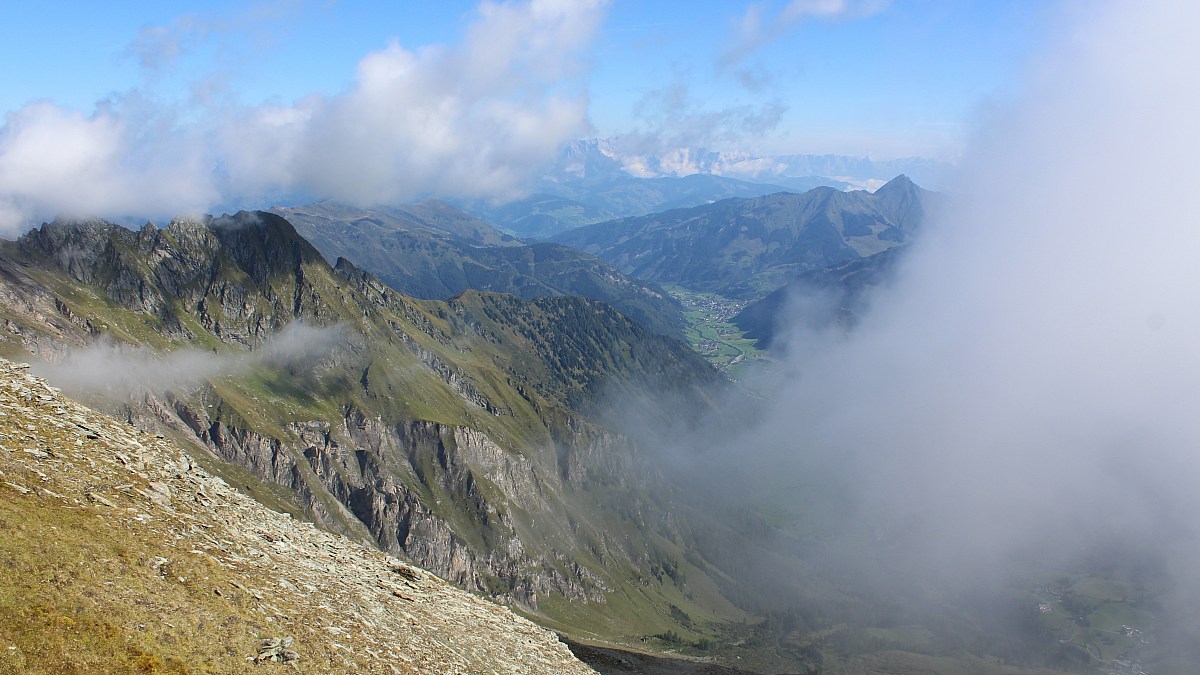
<box><xmin>159</xmin><ymin>390</ymin><xmax>607</xmax><ymax>607</ymax></box>
<box><xmin>15</xmin><ymin>212</ymin><xmax>334</xmax><ymax>348</ymax></box>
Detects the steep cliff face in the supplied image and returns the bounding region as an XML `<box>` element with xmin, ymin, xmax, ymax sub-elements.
<box><xmin>156</xmin><ymin>388</ymin><xmax>622</xmax><ymax>607</ymax></box>
<box><xmin>0</xmin><ymin>213</ymin><xmax>734</xmax><ymax>644</ymax></box>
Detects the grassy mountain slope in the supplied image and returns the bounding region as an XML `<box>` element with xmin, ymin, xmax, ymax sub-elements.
<box><xmin>535</xmin><ymin>173</ymin><xmax>799</xmax><ymax>226</ymax></box>
<box><xmin>464</xmin><ymin>192</ymin><xmax>619</xmax><ymax>240</ymax></box>
<box><xmin>0</xmin><ymin>358</ymin><xmax>593</xmax><ymax>674</ymax></box>
<box><xmin>553</xmin><ymin>176</ymin><xmax>929</xmax><ymax>299</ymax></box>
<box><xmin>272</xmin><ymin>202</ymin><xmax>688</xmax><ymax>339</ymax></box>
<box><xmin>0</xmin><ymin>212</ymin><xmax>741</xmax><ymax>653</ymax></box>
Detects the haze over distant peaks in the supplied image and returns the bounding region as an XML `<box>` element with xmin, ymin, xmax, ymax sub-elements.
<box><xmin>454</xmin><ymin>139</ymin><xmax>950</xmax><ymax>240</ymax></box>
<box><xmin>562</xmin><ymin>138</ymin><xmax>953</xmax><ymax>191</ymax></box>
<box><xmin>552</xmin><ymin>175</ymin><xmax>932</xmax><ymax>299</ymax></box>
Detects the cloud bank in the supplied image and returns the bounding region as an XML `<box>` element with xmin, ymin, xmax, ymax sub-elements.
<box><xmin>722</xmin><ymin>0</ymin><xmax>889</xmax><ymax>69</ymax></box>
<box><xmin>0</xmin><ymin>102</ymin><xmax>217</xmax><ymax>231</ymax></box>
<box><xmin>610</xmin><ymin>75</ymin><xmax>788</xmax><ymax>161</ymax></box>
<box><xmin>32</xmin><ymin>321</ymin><xmax>349</xmax><ymax>399</ymax></box>
<box><xmin>744</xmin><ymin>0</ymin><xmax>1200</xmax><ymax>595</ymax></box>
<box><xmin>222</xmin><ymin>0</ymin><xmax>606</xmax><ymax>207</ymax></box>
<box><xmin>0</xmin><ymin>0</ymin><xmax>607</xmax><ymax>237</ymax></box>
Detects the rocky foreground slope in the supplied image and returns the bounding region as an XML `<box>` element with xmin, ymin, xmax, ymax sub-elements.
<box><xmin>0</xmin><ymin>357</ymin><xmax>593</xmax><ymax>673</ymax></box>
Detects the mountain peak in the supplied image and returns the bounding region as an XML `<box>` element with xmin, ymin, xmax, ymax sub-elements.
<box><xmin>205</xmin><ymin>210</ymin><xmax>326</xmax><ymax>284</ymax></box>
<box><xmin>874</xmin><ymin>174</ymin><xmax>916</xmax><ymax>194</ymax></box>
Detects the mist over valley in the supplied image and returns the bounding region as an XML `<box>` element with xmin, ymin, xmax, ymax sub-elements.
<box><xmin>2</xmin><ymin>1</ymin><xmax>1198</xmax><ymax>673</ymax></box>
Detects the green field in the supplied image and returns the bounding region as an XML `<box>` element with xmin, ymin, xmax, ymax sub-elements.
<box><xmin>664</xmin><ymin>285</ymin><xmax>774</xmax><ymax>383</ymax></box>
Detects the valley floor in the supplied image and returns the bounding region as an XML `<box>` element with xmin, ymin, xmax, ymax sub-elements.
<box><xmin>665</xmin><ymin>286</ymin><xmax>772</xmax><ymax>383</ymax></box>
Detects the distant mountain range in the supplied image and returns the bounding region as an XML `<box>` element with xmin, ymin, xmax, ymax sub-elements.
<box><xmin>270</xmin><ymin>201</ymin><xmax>687</xmax><ymax>339</ymax></box>
<box><xmin>552</xmin><ymin>175</ymin><xmax>930</xmax><ymax>299</ymax></box>
<box><xmin>454</xmin><ymin>139</ymin><xmax>949</xmax><ymax>239</ymax></box>
<box><xmin>271</xmin><ymin>174</ymin><xmax>932</xmax><ymax>350</ymax></box>
<box><xmin>589</xmin><ymin>139</ymin><xmax>953</xmax><ymax>188</ymax></box>
<box><xmin>460</xmin><ymin>174</ymin><xmax>805</xmax><ymax>241</ymax></box>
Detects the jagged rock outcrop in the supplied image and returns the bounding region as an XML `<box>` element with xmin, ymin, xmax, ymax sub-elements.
<box><xmin>14</xmin><ymin>212</ymin><xmax>336</xmax><ymax>347</ymax></box>
<box><xmin>156</xmin><ymin>389</ymin><xmax>603</xmax><ymax>607</ymax></box>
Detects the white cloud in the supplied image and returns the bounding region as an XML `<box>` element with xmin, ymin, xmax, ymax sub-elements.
<box><xmin>752</xmin><ymin>0</ymin><xmax>1200</xmax><ymax>588</ymax></box>
<box><xmin>124</xmin><ymin>1</ymin><xmax>309</xmax><ymax>73</ymax></box>
<box><xmin>722</xmin><ymin>0</ymin><xmax>889</xmax><ymax>68</ymax></box>
<box><xmin>125</xmin><ymin>13</ymin><xmax>218</xmax><ymax>71</ymax></box>
<box><xmin>260</xmin><ymin>0</ymin><xmax>607</xmax><ymax>206</ymax></box>
<box><xmin>0</xmin><ymin>0</ymin><xmax>608</xmax><ymax>235</ymax></box>
<box><xmin>0</xmin><ymin>101</ymin><xmax>218</xmax><ymax>237</ymax></box>
<box><xmin>614</xmin><ymin>75</ymin><xmax>788</xmax><ymax>160</ymax></box>
<box><xmin>32</xmin><ymin>321</ymin><xmax>348</xmax><ymax>399</ymax></box>
<box><xmin>219</xmin><ymin>0</ymin><xmax>608</xmax><ymax>207</ymax></box>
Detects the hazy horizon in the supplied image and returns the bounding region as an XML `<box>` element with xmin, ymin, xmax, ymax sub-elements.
<box><xmin>0</xmin><ymin>0</ymin><xmax>1051</xmax><ymax>234</ymax></box>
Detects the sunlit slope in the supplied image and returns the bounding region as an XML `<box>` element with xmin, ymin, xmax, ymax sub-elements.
<box><xmin>0</xmin><ymin>211</ymin><xmax>748</xmax><ymax>649</ymax></box>
<box><xmin>0</xmin><ymin>358</ymin><xmax>593</xmax><ymax>674</ymax></box>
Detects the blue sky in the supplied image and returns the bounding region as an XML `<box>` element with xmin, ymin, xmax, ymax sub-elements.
<box><xmin>0</xmin><ymin>0</ymin><xmax>1055</xmax><ymax>229</ymax></box>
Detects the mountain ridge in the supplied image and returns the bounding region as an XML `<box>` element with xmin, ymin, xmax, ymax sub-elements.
<box><xmin>457</xmin><ymin>139</ymin><xmax>946</xmax><ymax>240</ymax></box>
<box><xmin>455</xmin><ymin>140</ymin><xmax>811</xmax><ymax>238</ymax></box>
<box><xmin>733</xmin><ymin>245</ymin><xmax>909</xmax><ymax>348</ymax></box>
<box><xmin>552</xmin><ymin>176</ymin><xmax>930</xmax><ymax>299</ymax></box>
<box><xmin>271</xmin><ymin>201</ymin><xmax>689</xmax><ymax>339</ymax></box>
<box><xmin>1</xmin><ymin>209</ymin><xmax>1147</xmax><ymax>674</ymax></box>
